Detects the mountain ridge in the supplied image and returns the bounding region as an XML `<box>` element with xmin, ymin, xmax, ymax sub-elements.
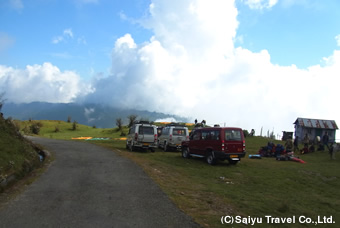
<box><xmin>2</xmin><ymin>102</ymin><xmax>189</xmax><ymax>128</ymax></box>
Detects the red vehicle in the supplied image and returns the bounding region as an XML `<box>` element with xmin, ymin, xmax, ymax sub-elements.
<box><xmin>181</xmin><ymin>127</ymin><xmax>246</xmax><ymax>165</ymax></box>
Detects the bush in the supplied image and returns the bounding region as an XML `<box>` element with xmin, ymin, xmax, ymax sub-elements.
<box><xmin>72</xmin><ymin>121</ymin><xmax>77</xmax><ymax>131</ymax></box>
<box><xmin>54</xmin><ymin>126</ymin><xmax>60</xmax><ymax>133</ymax></box>
<box><xmin>29</xmin><ymin>122</ymin><xmax>43</xmax><ymax>135</ymax></box>
<box><xmin>243</xmin><ymin>130</ymin><xmax>249</xmax><ymax>138</ymax></box>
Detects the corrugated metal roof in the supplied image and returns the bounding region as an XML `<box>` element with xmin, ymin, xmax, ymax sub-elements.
<box><xmin>294</xmin><ymin>118</ymin><xmax>338</xmax><ymax>129</ymax></box>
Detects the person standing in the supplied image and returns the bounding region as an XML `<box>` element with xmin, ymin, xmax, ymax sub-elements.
<box><xmin>322</xmin><ymin>132</ymin><xmax>330</xmax><ymax>151</ymax></box>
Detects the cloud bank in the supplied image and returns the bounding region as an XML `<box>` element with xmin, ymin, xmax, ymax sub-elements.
<box><xmin>0</xmin><ymin>63</ymin><xmax>92</xmax><ymax>103</ymax></box>
<box><xmin>1</xmin><ymin>0</ymin><xmax>340</xmax><ymax>135</ymax></box>
<box><xmin>83</xmin><ymin>0</ymin><xmax>340</xmax><ymax>133</ymax></box>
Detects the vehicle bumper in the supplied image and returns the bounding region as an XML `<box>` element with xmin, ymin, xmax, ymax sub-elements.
<box><xmin>134</xmin><ymin>142</ymin><xmax>157</xmax><ymax>148</ymax></box>
<box><xmin>168</xmin><ymin>143</ymin><xmax>182</xmax><ymax>150</ymax></box>
<box><xmin>213</xmin><ymin>151</ymin><xmax>246</xmax><ymax>160</ymax></box>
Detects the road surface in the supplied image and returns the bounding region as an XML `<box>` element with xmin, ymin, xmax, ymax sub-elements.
<box><xmin>0</xmin><ymin>137</ymin><xmax>199</xmax><ymax>228</ymax></box>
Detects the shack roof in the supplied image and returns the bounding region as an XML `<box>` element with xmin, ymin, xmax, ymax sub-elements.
<box><xmin>294</xmin><ymin>118</ymin><xmax>338</xmax><ymax>130</ymax></box>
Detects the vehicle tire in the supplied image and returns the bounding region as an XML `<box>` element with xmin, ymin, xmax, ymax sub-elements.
<box><xmin>163</xmin><ymin>142</ymin><xmax>168</xmax><ymax>152</ymax></box>
<box><xmin>182</xmin><ymin>147</ymin><xmax>190</xmax><ymax>158</ymax></box>
<box><xmin>150</xmin><ymin>148</ymin><xmax>155</xmax><ymax>153</ymax></box>
<box><xmin>206</xmin><ymin>152</ymin><xmax>216</xmax><ymax>165</ymax></box>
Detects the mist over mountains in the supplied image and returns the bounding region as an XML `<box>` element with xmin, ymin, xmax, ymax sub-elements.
<box><xmin>2</xmin><ymin>102</ymin><xmax>189</xmax><ymax>128</ymax></box>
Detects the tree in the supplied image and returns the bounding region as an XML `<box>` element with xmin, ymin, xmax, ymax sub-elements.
<box><xmin>116</xmin><ymin>118</ymin><xmax>122</xmax><ymax>131</ymax></box>
<box><xmin>0</xmin><ymin>92</ymin><xmax>6</xmax><ymax>112</ymax></box>
<box><xmin>127</xmin><ymin>115</ymin><xmax>138</xmax><ymax>128</ymax></box>
<box><xmin>72</xmin><ymin>120</ymin><xmax>77</xmax><ymax>131</ymax></box>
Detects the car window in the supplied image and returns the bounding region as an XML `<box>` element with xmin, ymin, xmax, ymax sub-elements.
<box><xmin>139</xmin><ymin>126</ymin><xmax>154</xmax><ymax>135</ymax></box>
<box><xmin>211</xmin><ymin>130</ymin><xmax>220</xmax><ymax>140</ymax></box>
<box><xmin>202</xmin><ymin>130</ymin><xmax>209</xmax><ymax>140</ymax></box>
<box><xmin>225</xmin><ymin>130</ymin><xmax>242</xmax><ymax>141</ymax></box>
<box><xmin>193</xmin><ymin>131</ymin><xmax>201</xmax><ymax>140</ymax></box>
<box><xmin>173</xmin><ymin>128</ymin><xmax>186</xmax><ymax>136</ymax></box>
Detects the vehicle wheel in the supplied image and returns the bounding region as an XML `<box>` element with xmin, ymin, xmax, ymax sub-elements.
<box><xmin>229</xmin><ymin>160</ymin><xmax>239</xmax><ymax>165</ymax></box>
<box><xmin>206</xmin><ymin>152</ymin><xmax>216</xmax><ymax>165</ymax></box>
<box><xmin>182</xmin><ymin>147</ymin><xmax>190</xmax><ymax>158</ymax></box>
<box><xmin>163</xmin><ymin>142</ymin><xmax>168</xmax><ymax>152</ymax></box>
<box><xmin>150</xmin><ymin>148</ymin><xmax>155</xmax><ymax>153</ymax></box>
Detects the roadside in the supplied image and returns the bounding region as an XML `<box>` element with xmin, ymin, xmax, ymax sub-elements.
<box><xmin>0</xmin><ymin>137</ymin><xmax>200</xmax><ymax>228</ymax></box>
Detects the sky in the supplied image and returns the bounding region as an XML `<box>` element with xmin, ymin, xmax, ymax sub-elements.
<box><xmin>1</xmin><ymin>0</ymin><xmax>340</xmax><ymax>138</ymax></box>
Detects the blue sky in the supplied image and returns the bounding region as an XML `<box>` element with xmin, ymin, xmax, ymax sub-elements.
<box><xmin>1</xmin><ymin>0</ymin><xmax>340</xmax><ymax>136</ymax></box>
<box><xmin>235</xmin><ymin>0</ymin><xmax>340</xmax><ymax>68</ymax></box>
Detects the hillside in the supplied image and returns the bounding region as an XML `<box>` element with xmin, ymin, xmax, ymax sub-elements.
<box><xmin>0</xmin><ymin>115</ymin><xmax>42</xmax><ymax>192</ymax></box>
<box><xmin>2</xmin><ymin>102</ymin><xmax>189</xmax><ymax>128</ymax></box>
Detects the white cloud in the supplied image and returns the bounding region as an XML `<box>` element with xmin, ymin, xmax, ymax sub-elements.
<box><xmin>336</xmin><ymin>34</ymin><xmax>340</xmax><ymax>47</ymax></box>
<box><xmin>83</xmin><ymin>0</ymin><xmax>340</xmax><ymax>135</ymax></box>
<box><xmin>84</xmin><ymin>107</ymin><xmax>96</xmax><ymax>122</ymax></box>
<box><xmin>0</xmin><ymin>62</ymin><xmax>93</xmax><ymax>103</ymax></box>
<box><xmin>155</xmin><ymin>117</ymin><xmax>178</xmax><ymax>123</ymax></box>
<box><xmin>63</xmin><ymin>29</ymin><xmax>74</xmax><ymax>39</ymax></box>
<box><xmin>52</xmin><ymin>28</ymin><xmax>74</xmax><ymax>44</ymax></box>
<box><xmin>242</xmin><ymin>0</ymin><xmax>278</xmax><ymax>10</ymax></box>
<box><xmin>3</xmin><ymin>0</ymin><xmax>340</xmax><ymax>135</ymax></box>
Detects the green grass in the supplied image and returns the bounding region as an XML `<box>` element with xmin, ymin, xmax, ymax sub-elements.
<box><xmin>15</xmin><ymin>120</ymin><xmax>127</xmax><ymax>140</ymax></box>
<box><xmin>13</xmin><ymin>120</ymin><xmax>340</xmax><ymax>227</ymax></box>
<box><xmin>0</xmin><ymin>118</ymin><xmax>42</xmax><ymax>191</ymax></box>
<box><xmin>97</xmin><ymin>141</ymin><xmax>340</xmax><ymax>227</ymax></box>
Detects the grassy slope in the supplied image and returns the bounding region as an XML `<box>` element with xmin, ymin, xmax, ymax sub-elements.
<box><xmin>15</xmin><ymin>120</ymin><xmax>340</xmax><ymax>227</ymax></box>
<box><xmin>0</xmin><ymin>118</ymin><xmax>41</xmax><ymax>191</ymax></box>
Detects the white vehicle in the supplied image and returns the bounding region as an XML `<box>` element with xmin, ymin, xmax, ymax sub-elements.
<box><xmin>126</xmin><ymin>121</ymin><xmax>158</xmax><ymax>152</ymax></box>
<box><xmin>158</xmin><ymin>124</ymin><xmax>189</xmax><ymax>151</ymax></box>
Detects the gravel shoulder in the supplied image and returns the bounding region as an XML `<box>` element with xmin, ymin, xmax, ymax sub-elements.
<box><xmin>0</xmin><ymin>137</ymin><xmax>199</xmax><ymax>228</ymax></box>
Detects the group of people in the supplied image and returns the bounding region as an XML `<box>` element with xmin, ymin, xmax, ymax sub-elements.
<box><xmin>285</xmin><ymin>132</ymin><xmax>336</xmax><ymax>159</ymax></box>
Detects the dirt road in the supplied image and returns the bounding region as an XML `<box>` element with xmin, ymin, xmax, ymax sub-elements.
<box><xmin>0</xmin><ymin>137</ymin><xmax>199</xmax><ymax>228</ymax></box>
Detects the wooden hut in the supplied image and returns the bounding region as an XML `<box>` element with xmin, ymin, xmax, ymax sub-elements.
<box><xmin>293</xmin><ymin>118</ymin><xmax>338</xmax><ymax>142</ymax></box>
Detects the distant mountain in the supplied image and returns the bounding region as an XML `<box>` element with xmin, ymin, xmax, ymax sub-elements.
<box><xmin>2</xmin><ymin>102</ymin><xmax>189</xmax><ymax>128</ymax></box>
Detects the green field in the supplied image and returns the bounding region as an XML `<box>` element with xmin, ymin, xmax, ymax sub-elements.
<box><xmin>9</xmin><ymin>120</ymin><xmax>340</xmax><ymax>227</ymax></box>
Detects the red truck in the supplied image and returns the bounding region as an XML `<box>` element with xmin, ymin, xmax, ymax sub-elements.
<box><xmin>181</xmin><ymin>127</ymin><xmax>246</xmax><ymax>165</ymax></box>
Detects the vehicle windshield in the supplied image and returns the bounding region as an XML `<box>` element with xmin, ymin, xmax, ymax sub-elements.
<box><xmin>173</xmin><ymin>129</ymin><xmax>186</xmax><ymax>136</ymax></box>
<box><xmin>225</xmin><ymin>130</ymin><xmax>242</xmax><ymax>141</ymax></box>
<box><xmin>139</xmin><ymin>126</ymin><xmax>154</xmax><ymax>135</ymax></box>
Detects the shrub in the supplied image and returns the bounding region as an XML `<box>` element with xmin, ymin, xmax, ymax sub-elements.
<box><xmin>54</xmin><ymin>126</ymin><xmax>60</xmax><ymax>133</ymax></box>
<box><xmin>243</xmin><ymin>130</ymin><xmax>249</xmax><ymax>138</ymax></box>
<box><xmin>30</xmin><ymin>122</ymin><xmax>42</xmax><ymax>135</ymax></box>
<box><xmin>72</xmin><ymin>121</ymin><xmax>77</xmax><ymax>131</ymax></box>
